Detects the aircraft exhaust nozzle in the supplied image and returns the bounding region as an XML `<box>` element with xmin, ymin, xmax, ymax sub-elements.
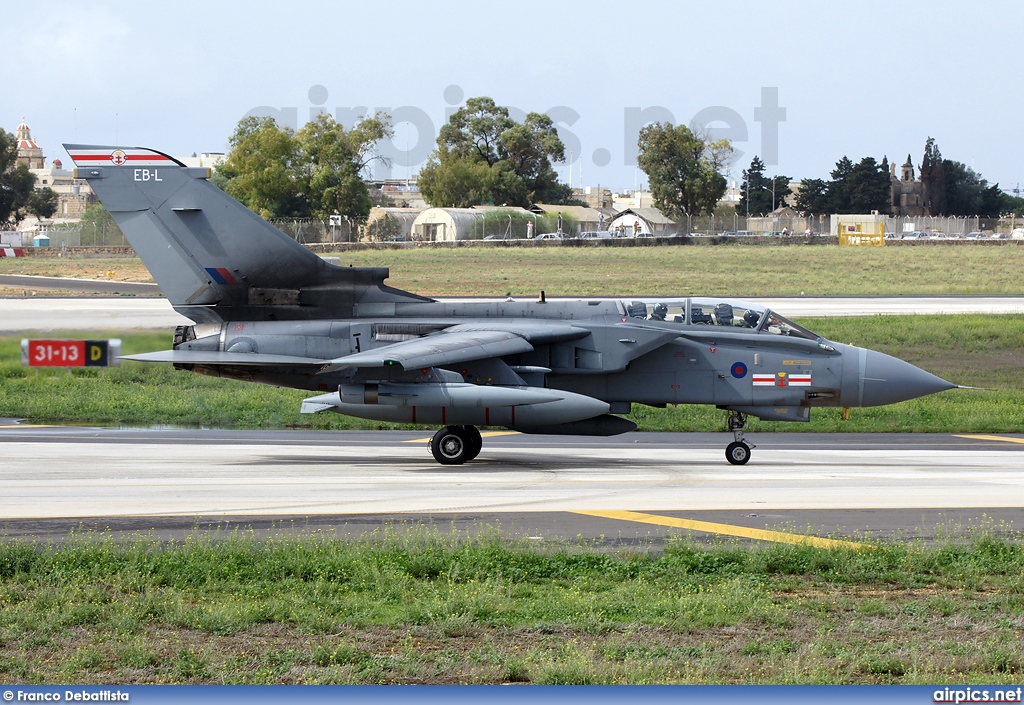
<box><xmin>841</xmin><ymin>346</ymin><xmax>956</xmax><ymax>407</ymax></box>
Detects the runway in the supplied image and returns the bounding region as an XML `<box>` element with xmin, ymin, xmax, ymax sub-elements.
<box><xmin>0</xmin><ymin>274</ymin><xmax>161</xmax><ymax>296</ymax></box>
<box><xmin>3</xmin><ymin>295</ymin><xmax>1024</xmax><ymax>332</ymax></box>
<box><xmin>2</xmin><ymin>425</ymin><xmax>1022</xmax><ymax>544</ymax></box>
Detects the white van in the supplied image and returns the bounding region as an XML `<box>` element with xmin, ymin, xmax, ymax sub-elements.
<box><xmin>1011</xmin><ymin>228</ymin><xmax>1024</xmax><ymax>240</ymax></box>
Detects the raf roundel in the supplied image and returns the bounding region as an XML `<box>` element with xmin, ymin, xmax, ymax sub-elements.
<box><xmin>110</xmin><ymin>150</ymin><xmax>127</xmax><ymax>165</ymax></box>
<box><xmin>731</xmin><ymin>362</ymin><xmax>748</xmax><ymax>379</ymax></box>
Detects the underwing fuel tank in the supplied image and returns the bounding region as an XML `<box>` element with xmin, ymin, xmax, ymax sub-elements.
<box><xmin>338</xmin><ymin>382</ymin><xmax>560</xmax><ymax>407</ymax></box>
<box><xmin>302</xmin><ymin>384</ymin><xmax>611</xmax><ymax>428</ymax></box>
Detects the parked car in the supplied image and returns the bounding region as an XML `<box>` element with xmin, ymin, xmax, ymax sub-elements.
<box><xmin>965</xmin><ymin>232</ymin><xmax>984</xmax><ymax>239</ymax></box>
<box><xmin>733</xmin><ymin>230</ymin><xmax>756</xmax><ymax>237</ymax></box>
<box><xmin>533</xmin><ymin>232</ymin><xmax>563</xmax><ymax>240</ymax></box>
<box><xmin>901</xmin><ymin>231</ymin><xmax>924</xmax><ymax>240</ymax></box>
<box><xmin>1012</xmin><ymin>229</ymin><xmax>1024</xmax><ymax>240</ymax></box>
<box><xmin>577</xmin><ymin>231</ymin><xmax>613</xmax><ymax>240</ymax></box>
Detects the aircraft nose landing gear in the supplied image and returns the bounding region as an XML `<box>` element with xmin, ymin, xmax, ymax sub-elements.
<box><xmin>725</xmin><ymin>411</ymin><xmax>754</xmax><ymax>465</ymax></box>
<box><xmin>430</xmin><ymin>425</ymin><xmax>483</xmax><ymax>465</ymax></box>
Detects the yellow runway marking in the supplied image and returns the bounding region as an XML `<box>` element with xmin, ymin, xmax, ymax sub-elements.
<box><xmin>955</xmin><ymin>434</ymin><xmax>1024</xmax><ymax>445</ymax></box>
<box><xmin>404</xmin><ymin>431</ymin><xmax>521</xmax><ymax>443</ymax></box>
<box><xmin>572</xmin><ymin>509</ymin><xmax>868</xmax><ymax>550</ymax></box>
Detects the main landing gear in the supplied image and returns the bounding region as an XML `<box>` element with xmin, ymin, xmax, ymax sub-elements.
<box><xmin>725</xmin><ymin>411</ymin><xmax>754</xmax><ymax>465</ymax></box>
<box><xmin>430</xmin><ymin>425</ymin><xmax>483</xmax><ymax>465</ymax></box>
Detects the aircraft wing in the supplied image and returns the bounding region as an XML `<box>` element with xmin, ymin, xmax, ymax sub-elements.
<box><xmin>122</xmin><ymin>350</ymin><xmax>329</xmax><ymax>365</ymax></box>
<box><xmin>320</xmin><ymin>328</ymin><xmax>536</xmax><ymax>372</ymax></box>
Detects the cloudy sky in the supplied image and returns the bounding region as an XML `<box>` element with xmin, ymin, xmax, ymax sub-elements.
<box><xmin>6</xmin><ymin>0</ymin><xmax>1021</xmax><ymax>193</ymax></box>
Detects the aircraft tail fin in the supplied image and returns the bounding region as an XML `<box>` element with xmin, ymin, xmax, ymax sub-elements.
<box><xmin>64</xmin><ymin>144</ymin><xmax>425</xmax><ymax>321</ymax></box>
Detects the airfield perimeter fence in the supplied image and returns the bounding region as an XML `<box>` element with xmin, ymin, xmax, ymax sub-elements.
<box><xmin>269</xmin><ymin>218</ymin><xmax>359</xmax><ymax>244</ymax></box>
<box><xmin>50</xmin><ymin>214</ymin><xmax>1006</xmax><ymax>253</ymax></box>
<box><xmin>884</xmin><ymin>215</ymin><xmax>982</xmax><ymax>236</ymax></box>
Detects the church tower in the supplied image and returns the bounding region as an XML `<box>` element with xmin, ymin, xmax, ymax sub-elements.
<box><xmin>15</xmin><ymin>118</ymin><xmax>45</xmax><ymax>170</ymax></box>
<box><xmin>901</xmin><ymin>155</ymin><xmax>914</xmax><ymax>183</ymax></box>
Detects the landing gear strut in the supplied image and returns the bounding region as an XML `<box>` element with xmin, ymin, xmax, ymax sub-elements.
<box><xmin>725</xmin><ymin>411</ymin><xmax>753</xmax><ymax>465</ymax></box>
<box><xmin>430</xmin><ymin>425</ymin><xmax>482</xmax><ymax>465</ymax></box>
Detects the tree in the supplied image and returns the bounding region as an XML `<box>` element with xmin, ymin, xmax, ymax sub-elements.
<box><xmin>942</xmin><ymin>160</ymin><xmax>1008</xmax><ymax>217</ymax></box>
<box><xmin>78</xmin><ymin>203</ymin><xmax>124</xmax><ymax>246</ymax></box>
<box><xmin>218</xmin><ymin>116</ymin><xmax>306</xmax><ymax>218</ymax></box>
<box><xmin>418</xmin><ymin>145</ymin><xmax>495</xmax><ymax>208</ymax></box>
<box><xmin>794</xmin><ymin>177</ymin><xmax>830</xmax><ymax>215</ymax></box>
<box><xmin>920</xmin><ymin>137</ymin><xmax>946</xmax><ymax>216</ymax></box>
<box><xmin>27</xmin><ymin>188</ymin><xmax>58</xmax><ymax>219</ymax></box>
<box><xmin>635</xmin><ymin>122</ymin><xmax>728</xmax><ymax>218</ymax></box>
<box><xmin>795</xmin><ymin>156</ymin><xmax>890</xmax><ymax>215</ymax></box>
<box><xmin>215</xmin><ymin>113</ymin><xmax>393</xmax><ymax>221</ymax></box>
<box><xmin>296</xmin><ymin>113</ymin><xmax>392</xmax><ymax>220</ymax></box>
<box><xmin>0</xmin><ymin>128</ymin><xmax>38</xmax><ymax>227</ymax></box>
<box><xmin>1003</xmin><ymin>194</ymin><xmax>1024</xmax><ymax>217</ymax></box>
<box><xmin>419</xmin><ymin>97</ymin><xmax>568</xmax><ymax>208</ymax></box>
<box><xmin>734</xmin><ymin>156</ymin><xmax>788</xmax><ymax>215</ymax></box>
<box><xmin>438</xmin><ymin>97</ymin><xmax>514</xmax><ymax>167</ymax></box>
<box><xmin>844</xmin><ymin>157</ymin><xmax>891</xmax><ymax>214</ymax></box>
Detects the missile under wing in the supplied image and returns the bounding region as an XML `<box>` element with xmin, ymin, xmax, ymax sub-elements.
<box><xmin>65</xmin><ymin>144</ymin><xmax>956</xmax><ymax>465</ymax></box>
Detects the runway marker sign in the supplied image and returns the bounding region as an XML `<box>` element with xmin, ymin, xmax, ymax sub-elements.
<box><xmin>21</xmin><ymin>339</ymin><xmax>122</xmax><ymax>367</ymax></box>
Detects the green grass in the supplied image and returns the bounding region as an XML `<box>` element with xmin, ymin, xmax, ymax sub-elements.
<box><xmin>5</xmin><ymin>244</ymin><xmax>1024</xmax><ymax>297</ymax></box>
<box><xmin>1</xmin><ymin>314</ymin><xmax>1022</xmax><ymax>432</ymax></box>
<box><xmin>331</xmin><ymin>245</ymin><xmax>1024</xmax><ymax>297</ymax></box>
<box><xmin>1</xmin><ymin>526</ymin><xmax>1023</xmax><ymax>683</ymax></box>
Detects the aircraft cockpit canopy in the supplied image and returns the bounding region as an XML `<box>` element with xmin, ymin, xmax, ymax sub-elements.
<box><xmin>619</xmin><ymin>297</ymin><xmax>821</xmax><ymax>341</ymax></box>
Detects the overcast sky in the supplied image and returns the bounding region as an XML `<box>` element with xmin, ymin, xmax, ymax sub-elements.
<box><xmin>7</xmin><ymin>0</ymin><xmax>1022</xmax><ymax>193</ymax></box>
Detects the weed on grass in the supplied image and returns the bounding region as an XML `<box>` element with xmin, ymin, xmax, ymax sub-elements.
<box><xmin>1</xmin><ymin>526</ymin><xmax>1023</xmax><ymax>684</ymax></box>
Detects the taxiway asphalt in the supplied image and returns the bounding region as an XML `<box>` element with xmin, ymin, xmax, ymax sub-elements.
<box><xmin>2</xmin><ymin>426</ymin><xmax>1022</xmax><ymax>545</ymax></box>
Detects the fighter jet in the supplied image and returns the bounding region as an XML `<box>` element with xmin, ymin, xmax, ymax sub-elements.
<box><xmin>65</xmin><ymin>144</ymin><xmax>956</xmax><ymax>465</ymax></box>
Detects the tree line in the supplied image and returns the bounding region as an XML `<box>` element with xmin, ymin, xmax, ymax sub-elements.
<box><xmin>7</xmin><ymin>111</ymin><xmax>1020</xmax><ymax>232</ymax></box>
<box><xmin>215</xmin><ymin>98</ymin><xmax>732</xmax><ymax>222</ymax></box>
<box><xmin>218</xmin><ymin>107</ymin><xmax>1021</xmax><ymax>223</ymax></box>
<box><xmin>737</xmin><ymin>137</ymin><xmax>1023</xmax><ymax>217</ymax></box>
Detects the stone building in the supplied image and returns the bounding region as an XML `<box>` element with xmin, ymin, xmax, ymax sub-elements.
<box><xmin>15</xmin><ymin>118</ymin><xmax>45</xmax><ymax>169</ymax></box>
<box><xmin>13</xmin><ymin>118</ymin><xmax>97</xmax><ymax>221</ymax></box>
<box><xmin>890</xmin><ymin>155</ymin><xmax>927</xmax><ymax>217</ymax></box>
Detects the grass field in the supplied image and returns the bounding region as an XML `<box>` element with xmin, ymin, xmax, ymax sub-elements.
<box><xmin>1</xmin><ymin>314</ymin><xmax>1021</xmax><ymax>432</ymax></box>
<box><xmin>1</xmin><ymin>527</ymin><xmax>1023</xmax><ymax>684</ymax></box>
<box><xmin>4</xmin><ymin>244</ymin><xmax>1024</xmax><ymax>296</ymax></box>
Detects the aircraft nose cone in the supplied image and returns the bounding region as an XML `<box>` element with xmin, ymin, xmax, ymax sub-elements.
<box><xmin>845</xmin><ymin>348</ymin><xmax>955</xmax><ymax>407</ymax></box>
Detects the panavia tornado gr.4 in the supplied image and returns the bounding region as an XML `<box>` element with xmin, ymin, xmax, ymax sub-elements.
<box><xmin>65</xmin><ymin>144</ymin><xmax>957</xmax><ymax>465</ymax></box>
